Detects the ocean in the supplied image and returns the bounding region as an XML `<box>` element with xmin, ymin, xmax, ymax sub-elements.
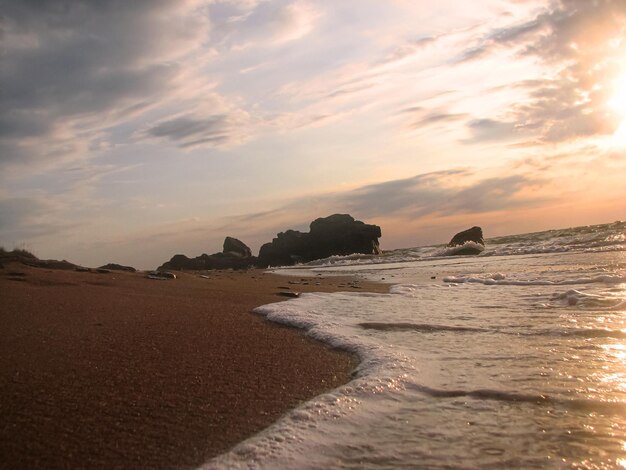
<box><xmin>205</xmin><ymin>221</ymin><xmax>626</xmax><ymax>469</ymax></box>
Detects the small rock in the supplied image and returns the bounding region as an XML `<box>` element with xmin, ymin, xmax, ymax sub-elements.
<box><xmin>277</xmin><ymin>291</ymin><xmax>300</xmax><ymax>298</ymax></box>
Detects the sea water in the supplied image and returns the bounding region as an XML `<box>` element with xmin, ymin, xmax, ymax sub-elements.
<box><xmin>204</xmin><ymin>221</ymin><xmax>626</xmax><ymax>469</ymax></box>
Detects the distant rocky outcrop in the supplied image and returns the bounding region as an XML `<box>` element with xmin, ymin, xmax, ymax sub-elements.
<box><xmin>98</xmin><ymin>263</ymin><xmax>136</xmax><ymax>272</ymax></box>
<box><xmin>257</xmin><ymin>214</ymin><xmax>381</xmax><ymax>267</ymax></box>
<box><xmin>157</xmin><ymin>237</ymin><xmax>256</xmax><ymax>271</ymax></box>
<box><xmin>0</xmin><ymin>248</ymin><xmax>82</xmax><ymax>270</ymax></box>
<box><xmin>445</xmin><ymin>226</ymin><xmax>485</xmax><ymax>255</ymax></box>
<box><xmin>25</xmin><ymin>259</ymin><xmax>79</xmax><ymax>270</ymax></box>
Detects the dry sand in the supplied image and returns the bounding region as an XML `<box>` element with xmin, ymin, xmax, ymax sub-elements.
<box><xmin>0</xmin><ymin>263</ymin><xmax>387</xmax><ymax>469</ymax></box>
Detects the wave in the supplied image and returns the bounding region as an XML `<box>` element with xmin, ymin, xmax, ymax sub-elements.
<box><xmin>358</xmin><ymin>322</ymin><xmax>489</xmax><ymax>333</ymax></box>
<box><xmin>407</xmin><ymin>383</ymin><xmax>626</xmax><ymax>415</ymax></box>
<box><xmin>299</xmin><ymin>249</ymin><xmax>425</xmax><ymax>267</ymax></box>
<box><xmin>277</xmin><ymin>222</ymin><xmax>625</xmax><ymax>270</ymax></box>
<box><xmin>555</xmin><ymin>328</ymin><xmax>626</xmax><ymax>339</ymax></box>
<box><xmin>442</xmin><ymin>273</ymin><xmax>626</xmax><ymax>286</ymax></box>
<box><xmin>271</xmin><ymin>222</ymin><xmax>626</xmax><ymax>274</ymax></box>
<box><xmin>549</xmin><ymin>289</ymin><xmax>626</xmax><ymax>310</ymax></box>
<box><xmin>434</xmin><ymin>241</ymin><xmax>485</xmax><ymax>257</ymax></box>
<box><xmin>517</xmin><ymin>327</ymin><xmax>626</xmax><ymax>340</ymax></box>
<box><xmin>360</xmin><ymin>321</ymin><xmax>626</xmax><ymax>340</ymax></box>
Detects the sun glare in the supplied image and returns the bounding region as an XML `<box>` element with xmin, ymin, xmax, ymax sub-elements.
<box><xmin>613</xmin><ymin>121</ymin><xmax>626</xmax><ymax>148</ymax></box>
<box><xmin>609</xmin><ymin>74</ymin><xmax>626</xmax><ymax>147</ymax></box>
<box><xmin>609</xmin><ymin>75</ymin><xmax>626</xmax><ymax>116</ymax></box>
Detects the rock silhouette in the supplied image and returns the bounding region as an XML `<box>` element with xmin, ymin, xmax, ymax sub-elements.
<box><xmin>157</xmin><ymin>237</ymin><xmax>256</xmax><ymax>271</ymax></box>
<box><xmin>446</xmin><ymin>226</ymin><xmax>485</xmax><ymax>255</ymax></box>
<box><xmin>223</xmin><ymin>237</ymin><xmax>252</xmax><ymax>258</ymax></box>
<box><xmin>258</xmin><ymin>214</ymin><xmax>381</xmax><ymax>267</ymax></box>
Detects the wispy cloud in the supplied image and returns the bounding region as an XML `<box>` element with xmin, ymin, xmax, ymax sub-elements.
<box><xmin>458</xmin><ymin>0</ymin><xmax>626</xmax><ymax>144</ymax></box>
<box><xmin>207</xmin><ymin>168</ymin><xmax>549</xmax><ymax>240</ymax></box>
<box><xmin>410</xmin><ymin>110</ymin><xmax>470</xmax><ymax>130</ymax></box>
<box><xmin>333</xmin><ymin>170</ymin><xmax>548</xmax><ymax>219</ymax></box>
<box><xmin>140</xmin><ymin>110</ymin><xmax>253</xmax><ymax>149</ymax></box>
<box><xmin>209</xmin><ymin>0</ymin><xmax>320</xmax><ymax>49</ymax></box>
<box><xmin>0</xmin><ymin>0</ymin><xmax>216</xmax><ymax>171</ymax></box>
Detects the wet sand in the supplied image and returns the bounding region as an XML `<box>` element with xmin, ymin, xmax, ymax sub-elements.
<box><xmin>0</xmin><ymin>263</ymin><xmax>387</xmax><ymax>469</ymax></box>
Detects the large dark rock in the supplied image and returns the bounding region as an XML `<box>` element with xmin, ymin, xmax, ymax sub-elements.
<box><xmin>223</xmin><ymin>237</ymin><xmax>252</xmax><ymax>258</ymax></box>
<box><xmin>157</xmin><ymin>238</ymin><xmax>257</xmax><ymax>271</ymax></box>
<box><xmin>446</xmin><ymin>226</ymin><xmax>485</xmax><ymax>255</ymax></box>
<box><xmin>258</xmin><ymin>214</ymin><xmax>381</xmax><ymax>267</ymax></box>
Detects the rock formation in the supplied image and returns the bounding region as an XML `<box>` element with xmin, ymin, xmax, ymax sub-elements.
<box><xmin>223</xmin><ymin>236</ymin><xmax>252</xmax><ymax>258</ymax></box>
<box><xmin>157</xmin><ymin>237</ymin><xmax>256</xmax><ymax>271</ymax></box>
<box><xmin>446</xmin><ymin>226</ymin><xmax>485</xmax><ymax>255</ymax></box>
<box><xmin>98</xmin><ymin>263</ymin><xmax>136</xmax><ymax>272</ymax></box>
<box><xmin>257</xmin><ymin>214</ymin><xmax>381</xmax><ymax>267</ymax></box>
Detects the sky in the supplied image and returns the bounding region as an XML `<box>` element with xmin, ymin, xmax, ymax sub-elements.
<box><xmin>1</xmin><ymin>0</ymin><xmax>625</xmax><ymax>269</ymax></box>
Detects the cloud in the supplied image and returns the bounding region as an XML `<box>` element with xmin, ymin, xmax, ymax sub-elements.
<box><xmin>208</xmin><ymin>0</ymin><xmax>320</xmax><ymax>49</ymax></box>
<box><xmin>458</xmin><ymin>0</ymin><xmax>626</xmax><ymax>143</ymax></box>
<box><xmin>334</xmin><ymin>170</ymin><xmax>547</xmax><ymax>219</ymax></box>
<box><xmin>217</xmin><ymin>169</ymin><xmax>549</xmax><ymax>236</ymax></box>
<box><xmin>465</xmin><ymin>118</ymin><xmax>518</xmax><ymax>142</ymax></box>
<box><xmin>379</xmin><ymin>35</ymin><xmax>439</xmax><ymax>65</ymax></box>
<box><xmin>0</xmin><ymin>0</ymin><xmax>213</xmax><ymax>170</ymax></box>
<box><xmin>140</xmin><ymin>110</ymin><xmax>252</xmax><ymax>149</ymax></box>
<box><xmin>171</xmin><ymin>167</ymin><xmax>551</xmax><ymax>256</ymax></box>
<box><xmin>410</xmin><ymin>110</ymin><xmax>469</xmax><ymax>129</ymax></box>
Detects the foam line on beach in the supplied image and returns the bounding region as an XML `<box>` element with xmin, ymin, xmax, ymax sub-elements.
<box><xmin>406</xmin><ymin>383</ymin><xmax>626</xmax><ymax>415</ymax></box>
<box><xmin>442</xmin><ymin>273</ymin><xmax>626</xmax><ymax>286</ymax></box>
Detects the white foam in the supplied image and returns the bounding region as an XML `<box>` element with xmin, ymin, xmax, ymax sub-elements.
<box><xmin>203</xmin><ymin>225</ymin><xmax>626</xmax><ymax>468</ymax></box>
<box><xmin>442</xmin><ymin>273</ymin><xmax>626</xmax><ymax>286</ymax></box>
<box><xmin>549</xmin><ymin>289</ymin><xmax>626</xmax><ymax>310</ymax></box>
<box><xmin>202</xmin><ymin>291</ymin><xmax>414</xmax><ymax>469</ymax></box>
<box><xmin>435</xmin><ymin>241</ymin><xmax>485</xmax><ymax>257</ymax></box>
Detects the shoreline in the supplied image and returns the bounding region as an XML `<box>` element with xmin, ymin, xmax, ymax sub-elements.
<box><xmin>0</xmin><ymin>262</ymin><xmax>388</xmax><ymax>469</ymax></box>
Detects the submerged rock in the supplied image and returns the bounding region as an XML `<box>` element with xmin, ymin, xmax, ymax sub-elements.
<box><xmin>446</xmin><ymin>226</ymin><xmax>485</xmax><ymax>255</ymax></box>
<box><xmin>258</xmin><ymin>214</ymin><xmax>381</xmax><ymax>267</ymax></box>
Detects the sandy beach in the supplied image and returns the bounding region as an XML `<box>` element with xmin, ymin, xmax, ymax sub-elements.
<box><xmin>0</xmin><ymin>263</ymin><xmax>387</xmax><ymax>469</ymax></box>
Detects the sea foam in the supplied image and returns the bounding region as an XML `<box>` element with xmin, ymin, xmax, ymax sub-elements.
<box><xmin>205</xmin><ymin>223</ymin><xmax>626</xmax><ymax>469</ymax></box>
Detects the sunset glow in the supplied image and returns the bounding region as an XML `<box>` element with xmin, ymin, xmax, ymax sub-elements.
<box><xmin>610</xmin><ymin>75</ymin><xmax>626</xmax><ymax>117</ymax></box>
<box><xmin>0</xmin><ymin>0</ymin><xmax>625</xmax><ymax>268</ymax></box>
